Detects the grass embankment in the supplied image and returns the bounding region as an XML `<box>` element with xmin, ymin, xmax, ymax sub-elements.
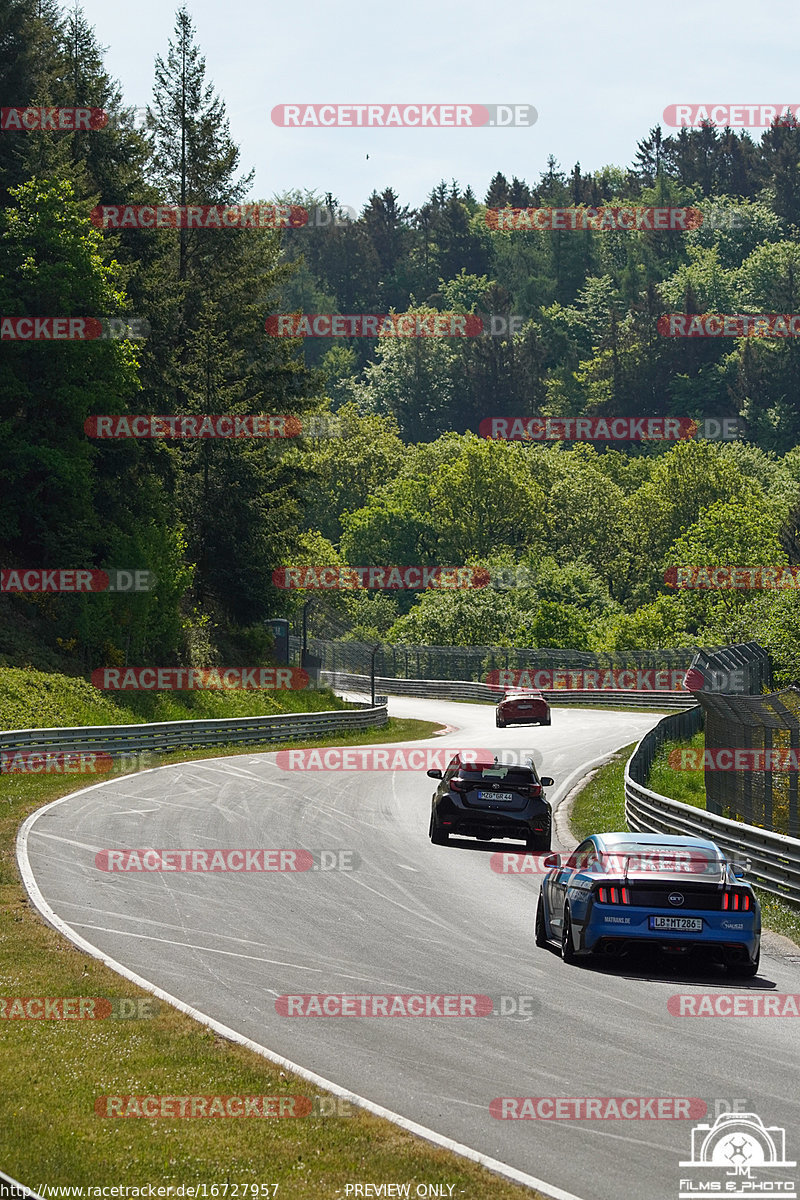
<box><xmin>569</xmin><ymin>738</ymin><xmax>800</xmax><ymax>947</ymax></box>
<box><xmin>0</xmin><ymin>665</ymin><xmax>359</xmax><ymax>730</ymax></box>
<box><xmin>0</xmin><ymin>672</ymin><xmax>540</xmax><ymax>1198</ymax></box>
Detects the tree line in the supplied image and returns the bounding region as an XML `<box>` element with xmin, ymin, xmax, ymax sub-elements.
<box><xmin>3</xmin><ymin>0</ymin><xmax>800</xmax><ymax>678</ymax></box>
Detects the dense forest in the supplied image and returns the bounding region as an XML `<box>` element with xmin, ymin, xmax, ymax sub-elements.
<box><xmin>3</xmin><ymin>0</ymin><xmax>800</xmax><ymax>681</ymax></box>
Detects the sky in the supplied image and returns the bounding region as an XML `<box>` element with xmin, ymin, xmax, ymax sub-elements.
<box><xmin>76</xmin><ymin>0</ymin><xmax>800</xmax><ymax>212</ymax></box>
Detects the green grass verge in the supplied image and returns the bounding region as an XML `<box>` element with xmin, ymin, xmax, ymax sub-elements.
<box><xmin>569</xmin><ymin>743</ymin><xmax>638</xmax><ymax>842</ymax></box>
<box><xmin>568</xmin><ymin>742</ymin><xmax>800</xmax><ymax>949</ymax></box>
<box><xmin>757</xmin><ymin>891</ymin><xmax>800</xmax><ymax>943</ymax></box>
<box><xmin>0</xmin><ymin>715</ymin><xmax>543</xmax><ymax>1198</ymax></box>
<box><xmin>647</xmin><ymin>732</ymin><xmax>707</xmax><ymax>809</ymax></box>
<box><xmin>0</xmin><ymin>666</ymin><xmax>355</xmax><ymax>731</ymax></box>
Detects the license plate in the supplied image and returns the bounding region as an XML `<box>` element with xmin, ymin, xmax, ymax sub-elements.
<box><xmin>516</xmin><ymin>704</ymin><xmax>533</xmax><ymax>710</ymax></box>
<box><xmin>478</xmin><ymin>790</ymin><xmax>514</xmax><ymax>802</ymax></box>
<box><xmin>649</xmin><ymin>916</ymin><xmax>703</xmax><ymax>932</ymax></box>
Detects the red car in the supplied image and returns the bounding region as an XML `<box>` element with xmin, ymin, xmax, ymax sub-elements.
<box><xmin>496</xmin><ymin>688</ymin><xmax>551</xmax><ymax>728</ymax></box>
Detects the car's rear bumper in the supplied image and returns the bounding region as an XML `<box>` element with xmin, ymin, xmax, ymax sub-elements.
<box><xmin>498</xmin><ymin>708</ymin><xmax>549</xmax><ymax>723</ymax></box>
<box><xmin>581</xmin><ymin>907</ymin><xmax>759</xmax><ymax>960</ymax></box>
<box><xmin>434</xmin><ymin>796</ymin><xmax>550</xmax><ymax>841</ymax></box>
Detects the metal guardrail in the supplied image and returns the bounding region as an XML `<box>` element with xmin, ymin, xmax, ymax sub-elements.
<box><xmin>322</xmin><ymin>671</ymin><xmax>696</xmax><ymax>708</ymax></box>
<box><xmin>0</xmin><ymin>705</ymin><xmax>388</xmax><ymax>759</ymax></box>
<box><xmin>625</xmin><ymin>709</ymin><xmax>800</xmax><ymax>906</ymax></box>
<box><xmin>299</xmin><ymin>634</ymin><xmax>701</xmax><ymax>682</ymax></box>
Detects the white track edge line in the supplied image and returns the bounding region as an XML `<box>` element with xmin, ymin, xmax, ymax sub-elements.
<box><xmin>0</xmin><ymin>1167</ymin><xmax>46</xmax><ymax>1199</ymax></box>
<box><xmin>16</xmin><ymin>769</ymin><xmax>586</xmax><ymax>1200</ymax></box>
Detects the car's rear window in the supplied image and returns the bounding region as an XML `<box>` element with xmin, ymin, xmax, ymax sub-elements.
<box><xmin>459</xmin><ymin>766</ymin><xmax>538</xmax><ymax>784</ymax></box>
<box><xmin>601</xmin><ymin>843</ymin><xmax>726</xmax><ymax>876</ymax></box>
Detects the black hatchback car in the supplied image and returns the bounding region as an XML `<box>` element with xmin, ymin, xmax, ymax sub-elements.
<box><xmin>427</xmin><ymin>753</ymin><xmax>554</xmax><ymax>850</ymax></box>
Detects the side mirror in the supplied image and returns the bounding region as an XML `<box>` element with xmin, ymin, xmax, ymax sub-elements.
<box><xmin>427</xmin><ymin>768</ymin><xmax>443</xmax><ymax>779</ymax></box>
<box><xmin>539</xmin><ymin>776</ymin><xmax>554</xmax><ymax>787</ymax></box>
<box><xmin>543</xmin><ymin>853</ymin><xmax>560</xmax><ymax>868</ymax></box>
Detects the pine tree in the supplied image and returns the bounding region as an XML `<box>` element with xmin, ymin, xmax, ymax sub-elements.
<box><xmin>485</xmin><ymin>172</ymin><xmax>510</xmax><ymax>207</ymax></box>
<box><xmin>148</xmin><ymin>6</ymin><xmax>252</xmax><ymax>282</ymax></box>
<box><xmin>139</xmin><ymin>6</ymin><xmax>322</xmax><ymax>628</ymax></box>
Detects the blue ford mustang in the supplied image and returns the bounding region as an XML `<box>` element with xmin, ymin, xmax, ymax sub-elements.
<box><xmin>536</xmin><ymin>832</ymin><xmax>760</xmax><ymax>977</ymax></box>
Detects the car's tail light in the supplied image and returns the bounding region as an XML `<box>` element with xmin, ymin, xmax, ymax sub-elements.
<box><xmin>596</xmin><ymin>885</ymin><xmax>631</xmax><ymax>905</ymax></box>
<box><xmin>450</xmin><ymin>777</ymin><xmax>467</xmax><ymax>793</ymax></box>
<box><xmin>722</xmin><ymin>890</ymin><xmax>751</xmax><ymax>911</ymax></box>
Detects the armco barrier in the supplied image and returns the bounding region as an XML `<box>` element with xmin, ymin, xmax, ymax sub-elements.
<box><xmin>297</xmin><ymin>634</ymin><xmax>699</xmax><ymax>682</ymax></box>
<box><xmin>322</xmin><ymin>671</ymin><xmax>695</xmax><ymax>708</ymax></box>
<box><xmin>0</xmin><ymin>704</ymin><xmax>388</xmax><ymax>760</ymax></box>
<box><xmin>625</xmin><ymin>708</ymin><xmax>800</xmax><ymax>906</ymax></box>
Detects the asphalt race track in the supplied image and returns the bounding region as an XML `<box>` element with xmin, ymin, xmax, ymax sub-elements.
<box><xmin>19</xmin><ymin>699</ymin><xmax>800</xmax><ymax>1200</ymax></box>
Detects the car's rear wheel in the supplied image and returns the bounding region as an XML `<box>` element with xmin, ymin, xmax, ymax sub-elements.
<box><xmin>535</xmin><ymin>896</ymin><xmax>548</xmax><ymax>947</ymax></box>
<box><xmin>429</xmin><ymin>813</ymin><xmax>448</xmax><ymax>845</ymax></box>
<box><xmin>496</xmin><ymin>716</ymin><xmax>505</xmax><ymax>728</ymax></box>
<box><xmin>728</xmin><ymin>950</ymin><xmax>759</xmax><ymax>978</ymax></box>
<box><xmin>561</xmin><ymin>906</ymin><xmax>576</xmax><ymax>964</ymax></box>
<box><xmin>527</xmin><ymin>831</ymin><xmax>550</xmax><ymax>852</ymax></box>
<box><xmin>541</xmin><ymin>717</ymin><xmax>551</xmax><ymax>726</ymax></box>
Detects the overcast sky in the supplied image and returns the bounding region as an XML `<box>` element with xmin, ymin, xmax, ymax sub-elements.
<box><xmin>76</xmin><ymin>0</ymin><xmax>800</xmax><ymax>211</ymax></box>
